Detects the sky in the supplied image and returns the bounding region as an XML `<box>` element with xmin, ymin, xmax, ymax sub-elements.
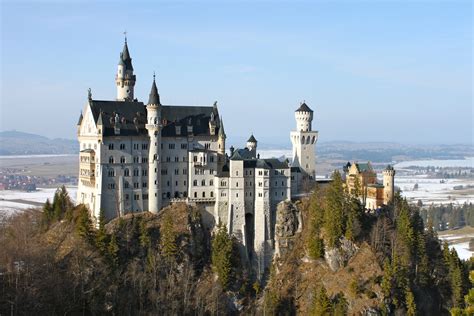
<box><xmin>0</xmin><ymin>0</ymin><xmax>472</xmax><ymax>146</ymax></box>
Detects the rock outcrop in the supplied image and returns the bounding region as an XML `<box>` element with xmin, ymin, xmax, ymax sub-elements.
<box><xmin>274</xmin><ymin>201</ymin><xmax>301</xmax><ymax>258</ymax></box>
<box><xmin>324</xmin><ymin>237</ymin><xmax>359</xmax><ymax>271</ymax></box>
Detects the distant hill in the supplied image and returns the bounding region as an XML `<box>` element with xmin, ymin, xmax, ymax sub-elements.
<box><xmin>0</xmin><ymin>131</ymin><xmax>78</xmax><ymax>155</ymax></box>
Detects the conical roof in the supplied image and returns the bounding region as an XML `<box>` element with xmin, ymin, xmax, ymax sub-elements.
<box><xmin>247</xmin><ymin>134</ymin><xmax>257</xmax><ymax>143</ymax></box>
<box><xmin>295</xmin><ymin>102</ymin><xmax>313</xmax><ymax>113</ymax></box>
<box><xmin>119</xmin><ymin>40</ymin><xmax>133</xmax><ymax>71</ymax></box>
<box><xmin>218</xmin><ymin>117</ymin><xmax>226</xmax><ymax>138</ymax></box>
<box><xmin>148</xmin><ymin>76</ymin><xmax>160</xmax><ymax>105</ymax></box>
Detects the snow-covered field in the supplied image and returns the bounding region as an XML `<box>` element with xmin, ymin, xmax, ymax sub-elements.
<box><xmin>0</xmin><ymin>186</ymin><xmax>77</xmax><ymax>216</ymax></box>
<box><xmin>438</xmin><ymin>233</ymin><xmax>474</xmax><ymax>261</ymax></box>
<box><xmin>393</xmin><ymin>158</ymin><xmax>473</xmax><ymax>206</ymax></box>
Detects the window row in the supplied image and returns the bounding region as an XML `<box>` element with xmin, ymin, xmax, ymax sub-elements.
<box><xmin>193</xmin><ymin>179</ymin><xmax>214</xmax><ymax>187</ymax></box>
<box><xmin>107</xmin><ymin>168</ymin><xmax>147</xmax><ymax>177</ymax></box>
<box><xmin>108</xmin><ymin>143</ymin><xmax>149</xmax><ymax>150</ymax></box>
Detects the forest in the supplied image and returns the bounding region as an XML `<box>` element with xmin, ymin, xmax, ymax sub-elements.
<box><xmin>0</xmin><ymin>181</ymin><xmax>473</xmax><ymax>315</ymax></box>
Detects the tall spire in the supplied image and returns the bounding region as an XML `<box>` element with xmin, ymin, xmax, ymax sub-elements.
<box><xmin>119</xmin><ymin>34</ymin><xmax>133</xmax><ymax>71</ymax></box>
<box><xmin>218</xmin><ymin>117</ymin><xmax>226</xmax><ymax>138</ymax></box>
<box><xmin>148</xmin><ymin>73</ymin><xmax>160</xmax><ymax>105</ymax></box>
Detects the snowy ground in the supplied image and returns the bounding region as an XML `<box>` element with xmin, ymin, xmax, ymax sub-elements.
<box><xmin>438</xmin><ymin>233</ymin><xmax>474</xmax><ymax>261</ymax></box>
<box><xmin>0</xmin><ymin>186</ymin><xmax>77</xmax><ymax>217</ymax></box>
<box><xmin>393</xmin><ymin>158</ymin><xmax>473</xmax><ymax>206</ymax></box>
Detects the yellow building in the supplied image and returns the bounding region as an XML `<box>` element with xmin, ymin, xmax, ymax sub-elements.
<box><xmin>343</xmin><ymin>162</ymin><xmax>395</xmax><ymax>210</ymax></box>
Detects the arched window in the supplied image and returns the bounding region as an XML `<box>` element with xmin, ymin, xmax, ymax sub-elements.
<box><xmin>301</xmin><ymin>136</ymin><xmax>305</xmax><ymax>144</ymax></box>
<box><xmin>312</xmin><ymin>136</ymin><xmax>316</xmax><ymax>144</ymax></box>
<box><xmin>108</xmin><ymin>168</ymin><xmax>115</xmax><ymax>177</ymax></box>
<box><xmin>194</xmin><ymin>192</ymin><xmax>197</xmax><ymax>198</ymax></box>
<box><xmin>120</xmin><ymin>156</ymin><xmax>125</xmax><ymax>163</ymax></box>
<box><xmin>109</xmin><ymin>156</ymin><xmax>114</xmax><ymax>164</ymax></box>
<box><xmin>193</xmin><ymin>180</ymin><xmax>198</xmax><ymax>186</ymax></box>
<box><xmin>124</xmin><ymin>168</ymin><xmax>129</xmax><ymax>177</ymax></box>
<box><xmin>202</xmin><ymin>192</ymin><xmax>206</xmax><ymax>198</ymax></box>
<box><xmin>201</xmin><ymin>180</ymin><xmax>206</xmax><ymax>186</ymax></box>
<box><xmin>210</xmin><ymin>191</ymin><xmax>214</xmax><ymax>198</ymax></box>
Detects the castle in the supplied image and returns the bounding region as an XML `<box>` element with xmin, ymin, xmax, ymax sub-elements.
<box><xmin>343</xmin><ymin>162</ymin><xmax>395</xmax><ymax>210</ymax></box>
<box><xmin>76</xmin><ymin>38</ymin><xmax>317</xmax><ymax>273</ymax></box>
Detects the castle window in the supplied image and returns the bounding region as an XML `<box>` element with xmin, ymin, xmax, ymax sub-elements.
<box><xmin>167</xmin><ymin>181</ymin><xmax>170</xmax><ymax>187</ymax></box>
<box><xmin>175</xmin><ymin>181</ymin><xmax>178</xmax><ymax>186</ymax></box>
<box><xmin>125</xmin><ymin>194</ymin><xmax>129</xmax><ymax>200</ymax></box>
<box><xmin>133</xmin><ymin>169</ymin><xmax>139</xmax><ymax>176</ymax></box>
<box><xmin>202</xmin><ymin>192</ymin><xmax>206</xmax><ymax>198</ymax></box>
<box><xmin>175</xmin><ymin>157</ymin><xmax>179</xmax><ymax>162</ymax></box>
<box><xmin>108</xmin><ymin>169</ymin><xmax>115</xmax><ymax>177</ymax></box>
<box><xmin>169</xmin><ymin>144</ymin><xmax>175</xmax><ymax>149</ymax></box>
<box><xmin>134</xmin><ymin>156</ymin><xmax>139</xmax><ymax>163</ymax></box>
<box><xmin>120</xmin><ymin>156</ymin><xmax>125</xmax><ymax>164</ymax></box>
<box><xmin>193</xmin><ymin>180</ymin><xmax>197</xmax><ymax>186</ymax></box>
<box><xmin>109</xmin><ymin>156</ymin><xmax>114</xmax><ymax>164</ymax></box>
<box><xmin>236</xmin><ymin>193</ymin><xmax>238</xmax><ymax>198</ymax></box>
<box><xmin>120</xmin><ymin>144</ymin><xmax>125</xmax><ymax>150</ymax></box>
<box><xmin>134</xmin><ymin>182</ymin><xmax>139</xmax><ymax>188</ymax></box>
<box><xmin>210</xmin><ymin>180</ymin><xmax>213</xmax><ymax>186</ymax></box>
<box><xmin>194</xmin><ymin>192</ymin><xmax>197</xmax><ymax>198</ymax></box>
<box><xmin>108</xmin><ymin>143</ymin><xmax>114</xmax><ymax>150</ymax></box>
<box><xmin>210</xmin><ymin>169</ymin><xmax>214</xmax><ymax>175</ymax></box>
<box><xmin>133</xmin><ymin>143</ymin><xmax>139</xmax><ymax>150</ymax></box>
<box><xmin>258</xmin><ymin>193</ymin><xmax>262</xmax><ymax>197</ymax></box>
<box><xmin>210</xmin><ymin>191</ymin><xmax>214</xmax><ymax>198</ymax></box>
<box><xmin>124</xmin><ymin>168</ymin><xmax>130</xmax><ymax>177</ymax></box>
<box><xmin>193</xmin><ymin>156</ymin><xmax>197</xmax><ymax>162</ymax></box>
<box><xmin>142</xmin><ymin>182</ymin><xmax>147</xmax><ymax>188</ymax></box>
<box><xmin>142</xmin><ymin>157</ymin><xmax>148</xmax><ymax>163</ymax></box>
<box><xmin>181</xmin><ymin>143</ymin><xmax>187</xmax><ymax>149</ymax></box>
<box><xmin>175</xmin><ymin>169</ymin><xmax>179</xmax><ymax>175</ymax></box>
<box><xmin>201</xmin><ymin>180</ymin><xmax>206</xmax><ymax>186</ymax></box>
<box><xmin>183</xmin><ymin>169</ymin><xmax>187</xmax><ymax>175</ymax></box>
<box><xmin>264</xmin><ymin>171</ymin><xmax>268</xmax><ymax>176</ymax></box>
<box><xmin>236</xmin><ymin>182</ymin><xmax>239</xmax><ymax>187</ymax></box>
<box><xmin>142</xmin><ymin>144</ymin><xmax>148</xmax><ymax>150</ymax></box>
<box><xmin>184</xmin><ymin>181</ymin><xmax>187</xmax><ymax>186</ymax></box>
<box><xmin>124</xmin><ymin>182</ymin><xmax>129</xmax><ymax>188</ymax></box>
<box><xmin>258</xmin><ymin>171</ymin><xmax>263</xmax><ymax>176</ymax></box>
<box><xmin>183</xmin><ymin>157</ymin><xmax>186</xmax><ymax>162</ymax></box>
<box><xmin>258</xmin><ymin>182</ymin><xmax>262</xmax><ymax>187</ymax></box>
<box><xmin>134</xmin><ymin>194</ymin><xmax>139</xmax><ymax>201</ymax></box>
<box><xmin>166</xmin><ymin>157</ymin><xmax>171</xmax><ymax>162</ymax></box>
<box><xmin>282</xmin><ymin>181</ymin><xmax>285</xmax><ymax>186</ymax></box>
<box><xmin>143</xmin><ymin>194</ymin><xmax>148</xmax><ymax>200</ymax></box>
<box><xmin>210</xmin><ymin>156</ymin><xmax>214</xmax><ymax>163</ymax></box>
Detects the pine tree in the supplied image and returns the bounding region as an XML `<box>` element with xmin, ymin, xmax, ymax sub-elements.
<box><xmin>312</xmin><ymin>285</ymin><xmax>332</xmax><ymax>316</ymax></box>
<box><xmin>76</xmin><ymin>205</ymin><xmax>93</xmax><ymax>241</ymax></box>
<box><xmin>160</xmin><ymin>213</ymin><xmax>177</xmax><ymax>260</ymax></box>
<box><xmin>381</xmin><ymin>258</ymin><xmax>393</xmax><ymax>298</ymax></box>
<box><xmin>307</xmin><ymin>192</ymin><xmax>325</xmax><ymax>259</ymax></box>
<box><xmin>139</xmin><ymin>219</ymin><xmax>151</xmax><ymax>249</ymax></box>
<box><xmin>211</xmin><ymin>224</ymin><xmax>233</xmax><ymax>289</ymax></box>
<box><xmin>41</xmin><ymin>198</ymin><xmax>53</xmax><ymax>227</ymax></box>
<box><xmin>405</xmin><ymin>287</ymin><xmax>416</xmax><ymax>316</ymax></box>
<box><xmin>324</xmin><ymin>171</ymin><xmax>346</xmax><ymax>248</ymax></box>
<box><xmin>108</xmin><ymin>232</ymin><xmax>119</xmax><ymax>266</ymax></box>
<box><xmin>95</xmin><ymin>209</ymin><xmax>108</xmax><ymax>253</ymax></box>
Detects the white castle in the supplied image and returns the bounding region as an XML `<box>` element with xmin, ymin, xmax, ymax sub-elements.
<box><xmin>77</xmin><ymin>39</ymin><xmax>318</xmax><ymax>273</ymax></box>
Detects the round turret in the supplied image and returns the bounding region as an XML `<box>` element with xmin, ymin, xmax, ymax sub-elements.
<box><xmin>383</xmin><ymin>165</ymin><xmax>396</xmax><ymax>204</ymax></box>
<box><xmin>295</xmin><ymin>102</ymin><xmax>313</xmax><ymax>132</ymax></box>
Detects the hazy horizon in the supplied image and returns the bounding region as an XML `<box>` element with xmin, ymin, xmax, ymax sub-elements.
<box><xmin>1</xmin><ymin>1</ymin><xmax>472</xmax><ymax>144</ymax></box>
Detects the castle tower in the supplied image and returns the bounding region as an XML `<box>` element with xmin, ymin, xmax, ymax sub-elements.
<box><xmin>290</xmin><ymin>102</ymin><xmax>318</xmax><ymax>180</ymax></box>
<box><xmin>246</xmin><ymin>134</ymin><xmax>257</xmax><ymax>158</ymax></box>
<box><xmin>115</xmin><ymin>37</ymin><xmax>136</xmax><ymax>101</ymax></box>
<box><xmin>145</xmin><ymin>75</ymin><xmax>162</xmax><ymax>213</ymax></box>
<box><xmin>383</xmin><ymin>165</ymin><xmax>396</xmax><ymax>204</ymax></box>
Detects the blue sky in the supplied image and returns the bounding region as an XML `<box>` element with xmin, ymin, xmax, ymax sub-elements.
<box><xmin>1</xmin><ymin>0</ymin><xmax>472</xmax><ymax>146</ymax></box>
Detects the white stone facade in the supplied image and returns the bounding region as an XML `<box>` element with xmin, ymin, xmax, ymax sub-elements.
<box><xmin>76</xmin><ymin>39</ymin><xmax>317</xmax><ymax>275</ymax></box>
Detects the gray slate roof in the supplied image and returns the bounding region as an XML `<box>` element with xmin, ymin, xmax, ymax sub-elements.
<box><xmin>88</xmin><ymin>100</ymin><xmax>221</xmax><ymax>138</ymax></box>
<box><xmin>247</xmin><ymin>134</ymin><xmax>257</xmax><ymax>143</ymax></box>
<box><xmin>295</xmin><ymin>102</ymin><xmax>313</xmax><ymax>113</ymax></box>
<box><xmin>119</xmin><ymin>41</ymin><xmax>133</xmax><ymax>71</ymax></box>
<box><xmin>148</xmin><ymin>79</ymin><xmax>160</xmax><ymax>105</ymax></box>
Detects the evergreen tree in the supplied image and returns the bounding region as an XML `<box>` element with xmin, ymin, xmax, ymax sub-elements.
<box><xmin>160</xmin><ymin>213</ymin><xmax>177</xmax><ymax>260</ymax></box>
<box><xmin>139</xmin><ymin>219</ymin><xmax>151</xmax><ymax>249</ymax></box>
<box><xmin>312</xmin><ymin>285</ymin><xmax>332</xmax><ymax>316</ymax></box>
<box><xmin>95</xmin><ymin>209</ymin><xmax>108</xmax><ymax>253</ymax></box>
<box><xmin>76</xmin><ymin>205</ymin><xmax>93</xmax><ymax>241</ymax></box>
<box><xmin>211</xmin><ymin>224</ymin><xmax>233</xmax><ymax>289</ymax></box>
<box><xmin>323</xmin><ymin>171</ymin><xmax>346</xmax><ymax>248</ymax></box>
<box><xmin>307</xmin><ymin>191</ymin><xmax>325</xmax><ymax>259</ymax></box>
<box><xmin>41</xmin><ymin>198</ymin><xmax>53</xmax><ymax>227</ymax></box>
<box><xmin>405</xmin><ymin>287</ymin><xmax>416</xmax><ymax>316</ymax></box>
<box><xmin>108</xmin><ymin>232</ymin><xmax>119</xmax><ymax>266</ymax></box>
